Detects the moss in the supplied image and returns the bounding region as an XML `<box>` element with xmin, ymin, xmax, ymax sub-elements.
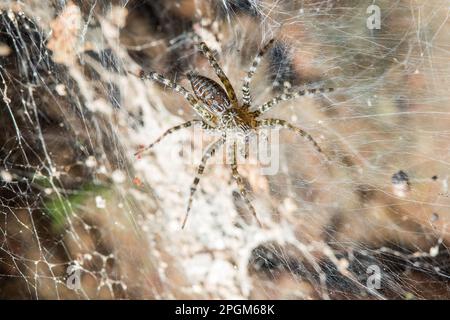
<box><xmin>44</xmin><ymin>182</ymin><xmax>111</xmax><ymax>232</ymax></box>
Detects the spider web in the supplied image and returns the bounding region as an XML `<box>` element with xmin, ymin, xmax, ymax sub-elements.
<box><xmin>0</xmin><ymin>0</ymin><xmax>449</xmax><ymax>299</ymax></box>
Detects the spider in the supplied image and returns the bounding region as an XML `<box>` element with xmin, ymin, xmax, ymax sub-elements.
<box><xmin>136</xmin><ymin>39</ymin><xmax>333</xmax><ymax>228</ymax></box>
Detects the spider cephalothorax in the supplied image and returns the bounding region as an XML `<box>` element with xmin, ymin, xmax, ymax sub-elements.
<box><xmin>137</xmin><ymin>39</ymin><xmax>334</xmax><ymax>228</ymax></box>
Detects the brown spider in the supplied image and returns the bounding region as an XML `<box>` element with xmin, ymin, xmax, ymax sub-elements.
<box><xmin>137</xmin><ymin>39</ymin><xmax>333</xmax><ymax>228</ymax></box>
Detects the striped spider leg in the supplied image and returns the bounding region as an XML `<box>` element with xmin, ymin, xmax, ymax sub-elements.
<box><xmin>139</xmin><ymin>70</ymin><xmax>217</xmax><ymax>124</ymax></box>
<box><xmin>183</xmin><ymin>137</ymin><xmax>225</xmax><ymax>228</ymax></box>
<box><xmin>135</xmin><ymin>119</ymin><xmax>203</xmax><ymax>156</ymax></box>
<box><xmin>135</xmin><ymin>71</ymin><xmax>217</xmax><ymax>157</ymax></box>
<box><xmin>230</xmin><ymin>141</ymin><xmax>262</xmax><ymax>227</ymax></box>
<box><xmin>256</xmin><ymin>118</ymin><xmax>330</xmax><ymax>162</ymax></box>
<box><xmin>250</xmin><ymin>85</ymin><xmax>334</xmax><ymax>163</ymax></box>
<box><xmin>242</xmin><ymin>38</ymin><xmax>275</xmax><ymax>107</ymax></box>
<box><xmin>197</xmin><ymin>42</ymin><xmax>239</xmax><ymax>108</ymax></box>
<box><xmin>251</xmin><ymin>86</ymin><xmax>335</xmax><ymax>117</ymax></box>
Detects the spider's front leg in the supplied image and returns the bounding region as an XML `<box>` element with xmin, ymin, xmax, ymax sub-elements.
<box><xmin>242</xmin><ymin>38</ymin><xmax>275</xmax><ymax>107</ymax></box>
<box><xmin>230</xmin><ymin>142</ymin><xmax>262</xmax><ymax>227</ymax></box>
<box><xmin>256</xmin><ymin>118</ymin><xmax>330</xmax><ymax>162</ymax></box>
<box><xmin>183</xmin><ymin>138</ymin><xmax>225</xmax><ymax>229</ymax></box>
<box><xmin>197</xmin><ymin>42</ymin><xmax>239</xmax><ymax>108</ymax></box>
<box><xmin>139</xmin><ymin>70</ymin><xmax>216</xmax><ymax>123</ymax></box>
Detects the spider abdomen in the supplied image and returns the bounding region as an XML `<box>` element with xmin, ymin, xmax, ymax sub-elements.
<box><xmin>187</xmin><ymin>73</ymin><xmax>231</xmax><ymax>114</ymax></box>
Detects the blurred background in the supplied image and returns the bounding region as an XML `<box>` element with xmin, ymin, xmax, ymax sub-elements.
<box><xmin>0</xmin><ymin>0</ymin><xmax>449</xmax><ymax>299</ymax></box>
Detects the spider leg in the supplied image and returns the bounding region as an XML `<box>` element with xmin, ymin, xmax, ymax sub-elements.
<box><xmin>242</xmin><ymin>38</ymin><xmax>275</xmax><ymax>107</ymax></box>
<box><xmin>256</xmin><ymin>118</ymin><xmax>329</xmax><ymax>162</ymax></box>
<box><xmin>140</xmin><ymin>70</ymin><xmax>216</xmax><ymax>124</ymax></box>
<box><xmin>183</xmin><ymin>138</ymin><xmax>225</xmax><ymax>229</ymax></box>
<box><xmin>283</xmin><ymin>81</ymin><xmax>292</xmax><ymax>94</ymax></box>
<box><xmin>252</xmin><ymin>87</ymin><xmax>334</xmax><ymax>117</ymax></box>
<box><xmin>230</xmin><ymin>142</ymin><xmax>262</xmax><ymax>227</ymax></box>
<box><xmin>135</xmin><ymin>120</ymin><xmax>211</xmax><ymax>156</ymax></box>
<box><xmin>197</xmin><ymin>42</ymin><xmax>239</xmax><ymax>108</ymax></box>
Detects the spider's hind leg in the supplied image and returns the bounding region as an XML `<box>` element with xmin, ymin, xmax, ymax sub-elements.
<box><xmin>230</xmin><ymin>142</ymin><xmax>262</xmax><ymax>227</ymax></box>
<box><xmin>136</xmin><ymin>120</ymin><xmax>207</xmax><ymax>156</ymax></box>
<box><xmin>183</xmin><ymin>138</ymin><xmax>225</xmax><ymax>229</ymax></box>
